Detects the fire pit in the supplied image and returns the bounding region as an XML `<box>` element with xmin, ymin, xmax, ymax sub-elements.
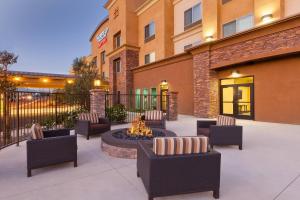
<box><xmin>101</xmin><ymin>117</ymin><xmax>176</xmax><ymax>159</ymax></box>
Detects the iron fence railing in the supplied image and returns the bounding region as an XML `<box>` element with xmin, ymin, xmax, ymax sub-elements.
<box><xmin>105</xmin><ymin>93</ymin><xmax>170</xmax><ymax>123</ymax></box>
<box><xmin>0</xmin><ymin>91</ymin><xmax>89</xmax><ymax>149</ymax></box>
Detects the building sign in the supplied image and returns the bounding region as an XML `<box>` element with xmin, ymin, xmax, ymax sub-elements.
<box><xmin>96</xmin><ymin>27</ymin><xmax>109</xmax><ymax>49</ymax></box>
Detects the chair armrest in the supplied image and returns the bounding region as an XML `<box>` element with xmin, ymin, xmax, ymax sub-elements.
<box><xmin>210</xmin><ymin>125</ymin><xmax>243</xmax><ymax>146</ymax></box>
<box><xmin>43</xmin><ymin>129</ymin><xmax>70</xmax><ymax>138</ymax></box>
<box><xmin>75</xmin><ymin>120</ymin><xmax>90</xmax><ymax>134</ymax></box>
<box><xmin>98</xmin><ymin>118</ymin><xmax>111</xmax><ymax>125</ymax></box>
<box><xmin>197</xmin><ymin>120</ymin><xmax>217</xmax><ymax>128</ymax></box>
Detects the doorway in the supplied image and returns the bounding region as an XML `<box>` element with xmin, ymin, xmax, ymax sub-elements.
<box><xmin>220</xmin><ymin>77</ymin><xmax>254</xmax><ymax>120</ymax></box>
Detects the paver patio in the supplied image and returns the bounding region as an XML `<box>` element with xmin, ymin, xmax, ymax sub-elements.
<box><xmin>0</xmin><ymin>115</ymin><xmax>299</xmax><ymax>200</ymax></box>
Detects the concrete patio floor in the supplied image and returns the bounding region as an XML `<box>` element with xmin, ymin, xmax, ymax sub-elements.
<box><xmin>0</xmin><ymin>115</ymin><xmax>300</xmax><ymax>200</ymax></box>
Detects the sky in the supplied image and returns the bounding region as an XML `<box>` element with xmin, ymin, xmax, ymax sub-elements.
<box><xmin>0</xmin><ymin>0</ymin><xmax>108</xmax><ymax>74</ymax></box>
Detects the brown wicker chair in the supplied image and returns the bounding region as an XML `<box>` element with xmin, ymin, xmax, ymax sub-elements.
<box><xmin>137</xmin><ymin>141</ymin><xmax>221</xmax><ymax>200</ymax></box>
<box><xmin>144</xmin><ymin>110</ymin><xmax>166</xmax><ymax>129</ymax></box>
<box><xmin>27</xmin><ymin>129</ymin><xmax>77</xmax><ymax>177</ymax></box>
<box><xmin>75</xmin><ymin>113</ymin><xmax>111</xmax><ymax>140</ymax></box>
<box><xmin>197</xmin><ymin>115</ymin><xmax>243</xmax><ymax>150</ymax></box>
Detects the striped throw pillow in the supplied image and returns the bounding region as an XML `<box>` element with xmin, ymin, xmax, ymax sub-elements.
<box><xmin>145</xmin><ymin>110</ymin><xmax>163</xmax><ymax>120</ymax></box>
<box><xmin>78</xmin><ymin>113</ymin><xmax>100</xmax><ymax>124</ymax></box>
<box><xmin>153</xmin><ymin>136</ymin><xmax>208</xmax><ymax>156</ymax></box>
<box><xmin>217</xmin><ymin>115</ymin><xmax>236</xmax><ymax>126</ymax></box>
<box><xmin>30</xmin><ymin>124</ymin><xmax>44</xmax><ymax>140</ymax></box>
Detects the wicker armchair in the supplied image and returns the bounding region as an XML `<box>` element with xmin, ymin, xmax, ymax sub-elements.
<box><xmin>144</xmin><ymin>110</ymin><xmax>166</xmax><ymax>129</ymax></box>
<box><xmin>197</xmin><ymin>115</ymin><xmax>243</xmax><ymax>150</ymax></box>
<box><xmin>137</xmin><ymin>141</ymin><xmax>221</xmax><ymax>200</ymax></box>
<box><xmin>75</xmin><ymin>113</ymin><xmax>111</xmax><ymax>140</ymax></box>
<box><xmin>27</xmin><ymin>129</ymin><xmax>77</xmax><ymax>177</ymax></box>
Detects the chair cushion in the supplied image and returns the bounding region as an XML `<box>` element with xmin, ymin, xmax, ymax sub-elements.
<box><xmin>78</xmin><ymin>113</ymin><xmax>100</xmax><ymax>124</ymax></box>
<box><xmin>30</xmin><ymin>124</ymin><xmax>44</xmax><ymax>140</ymax></box>
<box><xmin>197</xmin><ymin>128</ymin><xmax>210</xmax><ymax>137</ymax></box>
<box><xmin>145</xmin><ymin>110</ymin><xmax>163</xmax><ymax>120</ymax></box>
<box><xmin>217</xmin><ymin>115</ymin><xmax>236</xmax><ymax>126</ymax></box>
<box><xmin>153</xmin><ymin>136</ymin><xmax>208</xmax><ymax>156</ymax></box>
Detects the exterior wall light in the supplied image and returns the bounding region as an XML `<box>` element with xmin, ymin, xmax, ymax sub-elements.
<box><xmin>205</xmin><ymin>35</ymin><xmax>214</xmax><ymax>42</ymax></box>
<box><xmin>42</xmin><ymin>78</ymin><xmax>49</xmax><ymax>83</ymax></box>
<box><xmin>261</xmin><ymin>14</ymin><xmax>273</xmax><ymax>24</ymax></box>
<box><xmin>13</xmin><ymin>77</ymin><xmax>21</xmax><ymax>81</ymax></box>
<box><xmin>94</xmin><ymin>79</ymin><xmax>101</xmax><ymax>87</ymax></box>
<box><xmin>67</xmin><ymin>79</ymin><xmax>74</xmax><ymax>84</ymax></box>
<box><xmin>231</xmin><ymin>70</ymin><xmax>241</xmax><ymax>78</ymax></box>
<box><xmin>160</xmin><ymin>80</ymin><xmax>169</xmax><ymax>90</ymax></box>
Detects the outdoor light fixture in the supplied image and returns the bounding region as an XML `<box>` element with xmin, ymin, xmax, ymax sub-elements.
<box><xmin>160</xmin><ymin>80</ymin><xmax>169</xmax><ymax>90</ymax></box>
<box><xmin>13</xmin><ymin>77</ymin><xmax>21</xmax><ymax>81</ymax></box>
<box><xmin>205</xmin><ymin>35</ymin><xmax>214</xmax><ymax>42</ymax></box>
<box><xmin>231</xmin><ymin>70</ymin><xmax>241</xmax><ymax>78</ymax></box>
<box><xmin>67</xmin><ymin>79</ymin><xmax>74</xmax><ymax>84</ymax></box>
<box><xmin>94</xmin><ymin>79</ymin><xmax>101</xmax><ymax>87</ymax></box>
<box><xmin>42</xmin><ymin>78</ymin><xmax>49</xmax><ymax>83</ymax></box>
<box><xmin>261</xmin><ymin>14</ymin><xmax>273</xmax><ymax>24</ymax></box>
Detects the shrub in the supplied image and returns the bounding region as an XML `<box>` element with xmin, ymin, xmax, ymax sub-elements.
<box><xmin>106</xmin><ymin>104</ymin><xmax>127</xmax><ymax>123</ymax></box>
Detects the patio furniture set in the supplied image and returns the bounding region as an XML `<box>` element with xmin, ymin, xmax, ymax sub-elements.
<box><xmin>26</xmin><ymin>111</ymin><xmax>243</xmax><ymax>200</ymax></box>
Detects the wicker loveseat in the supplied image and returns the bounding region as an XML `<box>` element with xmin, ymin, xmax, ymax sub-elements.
<box><xmin>75</xmin><ymin>113</ymin><xmax>111</xmax><ymax>140</ymax></box>
<box><xmin>197</xmin><ymin>115</ymin><xmax>243</xmax><ymax>150</ymax></box>
<box><xmin>144</xmin><ymin>110</ymin><xmax>166</xmax><ymax>129</ymax></box>
<box><xmin>27</xmin><ymin>128</ymin><xmax>77</xmax><ymax>177</ymax></box>
<box><xmin>137</xmin><ymin>137</ymin><xmax>221</xmax><ymax>200</ymax></box>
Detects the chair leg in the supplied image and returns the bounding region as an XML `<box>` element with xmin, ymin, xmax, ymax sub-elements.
<box><xmin>27</xmin><ymin>169</ymin><xmax>32</xmax><ymax>177</ymax></box>
<box><xmin>87</xmin><ymin>135</ymin><xmax>89</xmax><ymax>140</ymax></box>
<box><xmin>148</xmin><ymin>195</ymin><xmax>153</xmax><ymax>200</ymax></box>
<box><xmin>239</xmin><ymin>145</ymin><xmax>243</xmax><ymax>150</ymax></box>
<box><xmin>211</xmin><ymin>145</ymin><xmax>214</xmax><ymax>150</ymax></box>
<box><xmin>213</xmin><ymin>189</ymin><xmax>219</xmax><ymax>199</ymax></box>
<box><xmin>137</xmin><ymin>171</ymin><xmax>140</xmax><ymax>177</ymax></box>
<box><xmin>74</xmin><ymin>160</ymin><xmax>78</xmax><ymax>167</ymax></box>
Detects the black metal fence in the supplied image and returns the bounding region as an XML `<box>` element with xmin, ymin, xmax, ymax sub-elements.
<box><xmin>105</xmin><ymin>93</ymin><xmax>169</xmax><ymax>122</ymax></box>
<box><xmin>0</xmin><ymin>91</ymin><xmax>89</xmax><ymax>149</ymax></box>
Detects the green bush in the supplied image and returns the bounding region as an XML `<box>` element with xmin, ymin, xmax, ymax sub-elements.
<box><xmin>106</xmin><ymin>104</ymin><xmax>127</xmax><ymax>123</ymax></box>
<box><xmin>40</xmin><ymin>116</ymin><xmax>56</xmax><ymax>130</ymax></box>
<box><xmin>59</xmin><ymin>107</ymin><xmax>87</xmax><ymax>129</ymax></box>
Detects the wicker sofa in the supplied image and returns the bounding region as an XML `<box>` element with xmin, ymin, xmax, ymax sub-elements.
<box><xmin>144</xmin><ymin>110</ymin><xmax>166</xmax><ymax>129</ymax></box>
<box><xmin>75</xmin><ymin>113</ymin><xmax>111</xmax><ymax>140</ymax></box>
<box><xmin>27</xmin><ymin>128</ymin><xmax>77</xmax><ymax>177</ymax></box>
<box><xmin>197</xmin><ymin>115</ymin><xmax>243</xmax><ymax>150</ymax></box>
<box><xmin>137</xmin><ymin>138</ymin><xmax>221</xmax><ymax>200</ymax></box>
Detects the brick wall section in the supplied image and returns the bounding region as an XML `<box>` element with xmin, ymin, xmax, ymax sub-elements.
<box><xmin>168</xmin><ymin>92</ymin><xmax>178</xmax><ymax>121</ymax></box>
<box><xmin>210</xmin><ymin>26</ymin><xmax>300</xmax><ymax>66</ymax></box>
<box><xmin>90</xmin><ymin>89</ymin><xmax>106</xmax><ymax>117</ymax></box>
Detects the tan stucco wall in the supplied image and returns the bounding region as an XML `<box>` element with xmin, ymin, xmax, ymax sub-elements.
<box><xmin>133</xmin><ymin>54</ymin><xmax>194</xmax><ymax>115</ymax></box>
<box><xmin>202</xmin><ymin>0</ymin><xmax>219</xmax><ymax>40</ymax></box>
<box><xmin>217</xmin><ymin>56</ymin><xmax>300</xmax><ymax>124</ymax></box>
<box><xmin>174</xmin><ymin>28</ymin><xmax>202</xmax><ymax>54</ymax></box>
<box><xmin>285</xmin><ymin>0</ymin><xmax>300</xmax><ymax>17</ymax></box>
<box><xmin>254</xmin><ymin>0</ymin><xmax>283</xmax><ymax>25</ymax></box>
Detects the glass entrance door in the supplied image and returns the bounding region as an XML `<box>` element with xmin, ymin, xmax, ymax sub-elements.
<box><xmin>220</xmin><ymin>77</ymin><xmax>254</xmax><ymax>120</ymax></box>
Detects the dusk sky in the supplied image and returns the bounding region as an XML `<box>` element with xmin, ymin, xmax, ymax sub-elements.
<box><xmin>0</xmin><ymin>0</ymin><xmax>108</xmax><ymax>74</ymax></box>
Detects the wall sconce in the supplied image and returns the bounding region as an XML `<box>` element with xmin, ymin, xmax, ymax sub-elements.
<box><xmin>231</xmin><ymin>70</ymin><xmax>241</xmax><ymax>78</ymax></box>
<box><xmin>13</xmin><ymin>77</ymin><xmax>21</xmax><ymax>81</ymax></box>
<box><xmin>205</xmin><ymin>35</ymin><xmax>214</xmax><ymax>42</ymax></box>
<box><xmin>94</xmin><ymin>79</ymin><xmax>101</xmax><ymax>87</ymax></box>
<box><xmin>261</xmin><ymin>14</ymin><xmax>273</xmax><ymax>24</ymax></box>
<box><xmin>160</xmin><ymin>80</ymin><xmax>169</xmax><ymax>90</ymax></box>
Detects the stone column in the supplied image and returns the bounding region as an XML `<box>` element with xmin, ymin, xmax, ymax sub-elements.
<box><xmin>168</xmin><ymin>92</ymin><xmax>178</xmax><ymax>121</ymax></box>
<box><xmin>90</xmin><ymin>89</ymin><xmax>106</xmax><ymax>117</ymax></box>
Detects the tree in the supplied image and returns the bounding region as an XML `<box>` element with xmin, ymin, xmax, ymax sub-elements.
<box><xmin>64</xmin><ymin>57</ymin><xmax>98</xmax><ymax>111</ymax></box>
<box><xmin>0</xmin><ymin>50</ymin><xmax>18</xmax><ymax>145</ymax></box>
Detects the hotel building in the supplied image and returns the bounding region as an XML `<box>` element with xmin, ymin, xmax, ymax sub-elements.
<box><xmin>90</xmin><ymin>0</ymin><xmax>300</xmax><ymax>124</ymax></box>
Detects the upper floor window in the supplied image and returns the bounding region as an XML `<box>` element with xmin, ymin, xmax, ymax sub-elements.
<box><xmin>114</xmin><ymin>32</ymin><xmax>121</xmax><ymax>49</ymax></box>
<box><xmin>184</xmin><ymin>3</ymin><xmax>201</xmax><ymax>30</ymax></box>
<box><xmin>101</xmin><ymin>51</ymin><xmax>106</xmax><ymax>64</ymax></box>
<box><xmin>223</xmin><ymin>14</ymin><xmax>254</xmax><ymax>38</ymax></box>
<box><xmin>145</xmin><ymin>21</ymin><xmax>155</xmax><ymax>42</ymax></box>
<box><xmin>145</xmin><ymin>52</ymin><xmax>156</xmax><ymax>64</ymax></box>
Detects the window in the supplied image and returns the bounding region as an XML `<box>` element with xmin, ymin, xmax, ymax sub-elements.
<box><xmin>145</xmin><ymin>21</ymin><xmax>155</xmax><ymax>42</ymax></box>
<box><xmin>135</xmin><ymin>89</ymin><xmax>141</xmax><ymax>109</ymax></box>
<box><xmin>222</xmin><ymin>0</ymin><xmax>232</xmax><ymax>4</ymax></box>
<box><xmin>145</xmin><ymin>52</ymin><xmax>155</xmax><ymax>64</ymax></box>
<box><xmin>151</xmin><ymin>88</ymin><xmax>157</xmax><ymax>110</ymax></box>
<box><xmin>184</xmin><ymin>44</ymin><xmax>193</xmax><ymax>50</ymax></box>
<box><xmin>101</xmin><ymin>51</ymin><xmax>105</xmax><ymax>64</ymax></box>
<box><xmin>113</xmin><ymin>58</ymin><xmax>121</xmax><ymax>73</ymax></box>
<box><xmin>223</xmin><ymin>14</ymin><xmax>254</xmax><ymax>37</ymax></box>
<box><xmin>184</xmin><ymin>3</ymin><xmax>201</xmax><ymax>30</ymax></box>
<box><xmin>114</xmin><ymin>32</ymin><xmax>121</xmax><ymax>49</ymax></box>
